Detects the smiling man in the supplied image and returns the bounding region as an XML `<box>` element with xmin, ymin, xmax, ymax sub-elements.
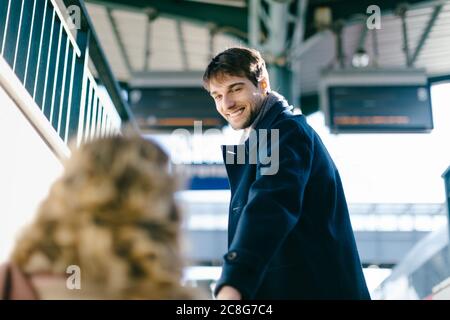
<box><xmin>209</xmin><ymin>74</ymin><xmax>265</xmax><ymax>130</ymax></box>
<box><xmin>203</xmin><ymin>47</ymin><xmax>370</xmax><ymax>300</ymax></box>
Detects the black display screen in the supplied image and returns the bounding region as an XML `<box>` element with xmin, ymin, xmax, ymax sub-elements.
<box><xmin>328</xmin><ymin>85</ymin><xmax>434</xmax><ymax>133</ymax></box>
<box><xmin>129</xmin><ymin>87</ymin><xmax>226</xmax><ymax>130</ymax></box>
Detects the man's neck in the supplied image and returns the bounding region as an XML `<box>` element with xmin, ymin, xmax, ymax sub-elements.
<box><xmin>239</xmin><ymin>92</ymin><xmax>275</xmax><ymax>143</ymax></box>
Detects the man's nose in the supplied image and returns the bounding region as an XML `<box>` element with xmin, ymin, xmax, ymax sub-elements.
<box><xmin>223</xmin><ymin>95</ymin><xmax>236</xmax><ymax>109</ymax></box>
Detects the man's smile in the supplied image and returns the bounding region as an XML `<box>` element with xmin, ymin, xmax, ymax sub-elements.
<box><xmin>228</xmin><ymin>107</ymin><xmax>245</xmax><ymax>119</ymax></box>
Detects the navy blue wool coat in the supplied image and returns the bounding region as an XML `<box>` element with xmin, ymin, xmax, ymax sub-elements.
<box><xmin>215</xmin><ymin>99</ymin><xmax>370</xmax><ymax>300</ymax></box>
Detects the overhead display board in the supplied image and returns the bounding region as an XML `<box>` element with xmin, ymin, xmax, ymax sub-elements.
<box><xmin>320</xmin><ymin>68</ymin><xmax>434</xmax><ymax>133</ymax></box>
<box><xmin>129</xmin><ymin>87</ymin><xmax>226</xmax><ymax>131</ymax></box>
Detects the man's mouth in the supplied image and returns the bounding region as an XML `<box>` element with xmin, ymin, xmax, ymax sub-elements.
<box><xmin>228</xmin><ymin>108</ymin><xmax>245</xmax><ymax>119</ymax></box>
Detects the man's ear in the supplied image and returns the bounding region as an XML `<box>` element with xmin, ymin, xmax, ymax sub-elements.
<box><xmin>259</xmin><ymin>79</ymin><xmax>268</xmax><ymax>94</ymax></box>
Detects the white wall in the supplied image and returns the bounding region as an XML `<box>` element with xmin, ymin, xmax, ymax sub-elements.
<box><xmin>0</xmin><ymin>86</ymin><xmax>63</xmax><ymax>263</ymax></box>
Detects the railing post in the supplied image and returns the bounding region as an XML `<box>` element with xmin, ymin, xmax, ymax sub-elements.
<box><xmin>2</xmin><ymin>0</ymin><xmax>22</xmax><ymax>65</ymax></box>
<box><xmin>67</xmin><ymin>29</ymin><xmax>89</xmax><ymax>144</ymax></box>
<box><xmin>23</xmin><ymin>0</ymin><xmax>45</xmax><ymax>91</ymax></box>
<box><xmin>13</xmin><ymin>0</ymin><xmax>34</xmax><ymax>81</ymax></box>
<box><xmin>0</xmin><ymin>0</ymin><xmax>11</xmax><ymax>55</ymax></box>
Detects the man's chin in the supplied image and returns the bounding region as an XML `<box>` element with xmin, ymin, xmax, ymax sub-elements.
<box><xmin>229</xmin><ymin>122</ymin><xmax>248</xmax><ymax>130</ymax></box>
<box><xmin>229</xmin><ymin>124</ymin><xmax>242</xmax><ymax>130</ymax></box>
<box><xmin>228</xmin><ymin>118</ymin><xmax>252</xmax><ymax>130</ymax></box>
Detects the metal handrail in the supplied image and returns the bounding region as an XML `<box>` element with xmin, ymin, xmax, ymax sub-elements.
<box><xmin>0</xmin><ymin>55</ymin><xmax>70</xmax><ymax>159</ymax></box>
<box><xmin>0</xmin><ymin>0</ymin><xmax>136</xmax><ymax>159</ymax></box>
<box><xmin>62</xmin><ymin>0</ymin><xmax>139</xmax><ymax>130</ymax></box>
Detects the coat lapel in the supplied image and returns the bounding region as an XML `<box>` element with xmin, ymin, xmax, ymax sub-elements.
<box><xmin>221</xmin><ymin>100</ymin><xmax>292</xmax><ymax>192</ymax></box>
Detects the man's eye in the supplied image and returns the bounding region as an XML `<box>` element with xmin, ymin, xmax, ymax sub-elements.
<box><xmin>214</xmin><ymin>95</ymin><xmax>222</xmax><ymax>101</ymax></box>
<box><xmin>232</xmin><ymin>87</ymin><xmax>241</xmax><ymax>92</ymax></box>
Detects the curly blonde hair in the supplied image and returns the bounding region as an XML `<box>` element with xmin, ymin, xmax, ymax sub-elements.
<box><xmin>11</xmin><ymin>136</ymin><xmax>194</xmax><ymax>299</ymax></box>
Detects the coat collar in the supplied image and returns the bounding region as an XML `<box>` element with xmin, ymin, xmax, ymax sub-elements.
<box><xmin>252</xmin><ymin>99</ymin><xmax>293</xmax><ymax>131</ymax></box>
<box><xmin>221</xmin><ymin>98</ymin><xmax>294</xmax><ymax>166</ymax></box>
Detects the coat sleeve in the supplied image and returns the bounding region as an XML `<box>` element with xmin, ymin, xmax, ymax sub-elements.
<box><xmin>214</xmin><ymin>119</ymin><xmax>314</xmax><ymax>299</ymax></box>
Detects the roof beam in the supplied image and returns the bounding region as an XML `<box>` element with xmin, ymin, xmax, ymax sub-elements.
<box><xmin>144</xmin><ymin>10</ymin><xmax>158</xmax><ymax>71</ymax></box>
<box><xmin>304</xmin><ymin>0</ymin><xmax>442</xmax><ymax>39</ymax></box>
<box><xmin>176</xmin><ymin>20</ymin><xmax>189</xmax><ymax>70</ymax></box>
<box><xmin>86</xmin><ymin>0</ymin><xmax>248</xmax><ymax>40</ymax></box>
<box><xmin>396</xmin><ymin>4</ymin><xmax>412</xmax><ymax>67</ymax></box>
<box><xmin>410</xmin><ymin>4</ymin><xmax>443</xmax><ymax>65</ymax></box>
<box><xmin>106</xmin><ymin>8</ymin><xmax>133</xmax><ymax>75</ymax></box>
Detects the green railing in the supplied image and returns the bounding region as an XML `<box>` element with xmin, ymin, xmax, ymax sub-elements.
<box><xmin>0</xmin><ymin>0</ymin><xmax>133</xmax><ymax>156</ymax></box>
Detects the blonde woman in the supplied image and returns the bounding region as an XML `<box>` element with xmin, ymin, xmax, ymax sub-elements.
<box><xmin>0</xmin><ymin>136</ymin><xmax>198</xmax><ymax>299</ymax></box>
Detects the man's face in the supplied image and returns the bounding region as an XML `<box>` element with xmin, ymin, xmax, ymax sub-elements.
<box><xmin>209</xmin><ymin>74</ymin><xmax>266</xmax><ymax>130</ymax></box>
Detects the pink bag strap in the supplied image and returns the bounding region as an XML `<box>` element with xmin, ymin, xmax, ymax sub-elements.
<box><xmin>0</xmin><ymin>263</ymin><xmax>38</xmax><ymax>300</ymax></box>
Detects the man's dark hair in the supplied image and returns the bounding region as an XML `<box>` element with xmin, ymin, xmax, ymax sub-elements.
<box><xmin>203</xmin><ymin>47</ymin><xmax>267</xmax><ymax>91</ymax></box>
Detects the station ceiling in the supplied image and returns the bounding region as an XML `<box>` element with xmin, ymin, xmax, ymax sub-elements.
<box><xmin>84</xmin><ymin>0</ymin><xmax>450</xmax><ymax>131</ymax></box>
